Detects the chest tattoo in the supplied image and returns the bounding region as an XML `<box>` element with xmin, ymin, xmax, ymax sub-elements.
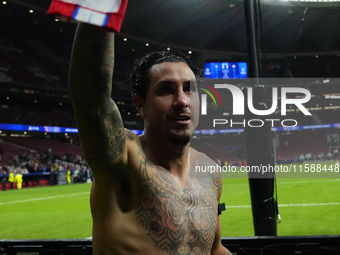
<box><xmin>136</xmin><ymin>149</ymin><xmax>218</xmax><ymax>255</ymax></box>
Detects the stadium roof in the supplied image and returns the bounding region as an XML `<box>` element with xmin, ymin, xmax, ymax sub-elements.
<box><xmin>3</xmin><ymin>0</ymin><xmax>340</xmax><ymax>56</ymax></box>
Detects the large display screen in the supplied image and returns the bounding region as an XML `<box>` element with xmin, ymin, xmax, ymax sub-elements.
<box><xmin>203</xmin><ymin>62</ymin><xmax>248</xmax><ymax>79</ymax></box>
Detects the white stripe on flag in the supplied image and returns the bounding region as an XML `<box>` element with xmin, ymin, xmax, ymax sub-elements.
<box><xmin>61</xmin><ymin>0</ymin><xmax>122</xmax><ymax>13</ymax></box>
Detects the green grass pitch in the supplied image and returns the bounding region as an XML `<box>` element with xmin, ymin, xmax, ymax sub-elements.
<box><xmin>0</xmin><ymin>162</ymin><xmax>339</xmax><ymax>239</ymax></box>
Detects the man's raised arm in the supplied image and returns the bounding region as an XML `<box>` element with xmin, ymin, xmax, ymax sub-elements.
<box><xmin>69</xmin><ymin>23</ymin><xmax>127</xmax><ymax>172</ymax></box>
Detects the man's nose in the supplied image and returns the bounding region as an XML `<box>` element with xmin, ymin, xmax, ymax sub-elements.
<box><xmin>173</xmin><ymin>90</ymin><xmax>189</xmax><ymax>108</ymax></box>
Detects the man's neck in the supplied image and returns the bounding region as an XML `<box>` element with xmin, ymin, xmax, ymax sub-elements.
<box><xmin>139</xmin><ymin>131</ymin><xmax>190</xmax><ymax>178</ymax></box>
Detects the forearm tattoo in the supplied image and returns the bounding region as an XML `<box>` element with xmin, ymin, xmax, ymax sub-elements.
<box><xmin>70</xmin><ymin>24</ymin><xmax>128</xmax><ymax>162</ymax></box>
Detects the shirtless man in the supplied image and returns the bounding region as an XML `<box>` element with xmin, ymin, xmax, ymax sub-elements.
<box><xmin>69</xmin><ymin>23</ymin><xmax>231</xmax><ymax>255</ymax></box>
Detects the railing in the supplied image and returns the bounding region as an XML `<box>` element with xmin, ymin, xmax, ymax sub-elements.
<box><xmin>0</xmin><ymin>236</ymin><xmax>339</xmax><ymax>255</ymax></box>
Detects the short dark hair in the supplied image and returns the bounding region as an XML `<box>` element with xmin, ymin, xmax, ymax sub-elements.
<box><xmin>130</xmin><ymin>50</ymin><xmax>201</xmax><ymax>99</ymax></box>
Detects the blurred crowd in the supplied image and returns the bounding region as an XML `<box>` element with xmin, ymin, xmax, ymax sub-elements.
<box><xmin>297</xmin><ymin>149</ymin><xmax>339</xmax><ymax>163</ymax></box>
<box><xmin>0</xmin><ymin>149</ymin><xmax>92</xmax><ymax>191</ymax></box>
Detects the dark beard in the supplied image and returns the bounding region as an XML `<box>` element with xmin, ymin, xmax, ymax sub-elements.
<box><xmin>167</xmin><ymin>133</ymin><xmax>191</xmax><ymax>146</ymax></box>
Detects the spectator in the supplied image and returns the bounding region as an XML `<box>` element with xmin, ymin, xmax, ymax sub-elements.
<box><xmin>67</xmin><ymin>166</ymin><xmax>72</xmax><ymax>184</ymax></box>
<box><xmin>0</xmin><ymin>168</ymin><xmax>7</xmax><ymax>191</ymax></box>
<box><xmin>327</xmin><ymin>151</ymin><xmax>333</xmax><ymax>160</ymax></box>
<box><xmin>25</xmin><ymin>162</ymin><xmax>34</xmax><ymax>186</ymax></box>
<box><xmin>89</xmin><ymin>168</ymin><xmax>93</xmax><ymax>182</ymax></box>
<box><xmin>333</xmin><ymin>149</ymin><xmax>339</xmax><ymax>161</ymax></box>
<box><xmin>15</xmin><ymin>167</ymin><xmax>23</xmax><ymax>190</ymax></box>
<box><xmin>54</xmin><ymin>166</ymin><xmax>58</xmax><ymax>185</ymax></box>
<box><xmin>21</xmin><ymin>165</ymin><xmax>30</xmax><ymax>188</ymax></box>
<box><xmin>82</xmin><ymin>168</ymin><xmax>88</xmax><ymax>183</ymax></box>
<box><xmin>46</xmin><ymin>163</ymin><xmax>51</xmax><ymax>173</ymax></box>
<box><xmin>31</xmin><ymin>164</ymin><xmax>40</xmax><ymax>186</ymax></box>
<box><xmin>49</xmin><ymin>169</ymin><xmax>56</xmax><ymax>186</ymax></box>
<box><xmin>77</xmin><ymin>169</ymin><xmax>84</xmax><ymax>183</ymax></box>
<box><xmin>73</xmin><ymin>170</ymin><xmax>78</xmax><ymax>183</ymax></box>
<box><xmin>41</xmin><ymin>164</ymin><xmax>47</xmax><ymax>173</ymax></box>
<box><xmin>299</xmin><ymin>154</ymin><xmax>305</xmax><ymax>163</ymax></box>
<box><xmin>59</xmin><ymin>164</ymin><xmax>65</xmax><ymax>171</ymax></box>
<box><xmin>8</xmin><ymin>170</ymin><xmax>15</xmax><ymax>189</ymax></box>
<box><xmin>75</xmin><ymin>155</ymin><xmax>82</xmax><ymax>163</ymax></box>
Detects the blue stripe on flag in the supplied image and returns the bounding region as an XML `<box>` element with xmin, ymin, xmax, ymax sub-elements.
<box><xmin>102</xmin><ymin>14</ymin><xmax>109</xmax><ymax>26</ymax></box>
<box><xmin>72</xmin><ymin>6</ymin><xmax>80</xmax><ymax>19</ymax></box>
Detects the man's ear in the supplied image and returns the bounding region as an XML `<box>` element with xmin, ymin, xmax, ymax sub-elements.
<box><xmin>133</xmin><ymin>94</ymin><xmax>146</xmax><ymax>119</ymax></box>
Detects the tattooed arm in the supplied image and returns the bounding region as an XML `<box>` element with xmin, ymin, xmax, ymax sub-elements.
<box><xmin>211</xmin><ymin>217</ymin><xmax>232</xmax><ymax>255</ymax></box>
<box><xmin>211</xmin><ymin>177</ymin><xmax>232</xmax><ymax>255</ymax></box>
<box><xmin>69</xmin><ymin>24</ymin><xmax>127</xmax><ymax>173</ymax></box>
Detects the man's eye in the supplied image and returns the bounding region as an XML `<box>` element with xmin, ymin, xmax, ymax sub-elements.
<box><xmin>160</xmin><ymin>86</ymin><xmax>172</xmax><ymax>93</ymax></box>
<box><xmin>185</xmin><ymin>85</ymin><xmax>196</xmax><ymax>92</ymax></box>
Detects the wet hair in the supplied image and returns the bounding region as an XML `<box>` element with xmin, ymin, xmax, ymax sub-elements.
<box><xmin>129</xmin><ymin>50</ymin><xmax>201</xmax><ymax>99</ymax></box>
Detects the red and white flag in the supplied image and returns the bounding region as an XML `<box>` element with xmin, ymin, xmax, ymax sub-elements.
<box><xmin>47</xmin><ymin>0</ymin><xmax>128</xmax><ymax>33</ymax></box>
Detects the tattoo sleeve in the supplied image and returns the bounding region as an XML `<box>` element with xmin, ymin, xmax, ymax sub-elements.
<box><xmin>69</xmin><ymin>23</ymin><xmax>125</xmax><ymax>168</ymax></box>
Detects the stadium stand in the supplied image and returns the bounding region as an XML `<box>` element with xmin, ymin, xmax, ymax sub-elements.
<box><xmin>3</xmin><ymin>136</ymin><xmax>81</xmax><ymax>157</ymax></box>
<box><xmin>0</xmin><ymin>140</ymin><xmax>31</xmax><ymax>163</ymax></box>
<box><xmin>0</xmin><ymin>106</ymin><xmax>76</xmax><ymax>127</ymax></box>
<box><xmin>318</xmin><ymin>109</ymin><xmax>340</xmax><ymax>124</ymax></box>
<box><xmin>1</xmin><ymin>24</ymin><xmax>68</xmax><ymax>88</ymax></box>
<box><xmin>275</xmin><ymin>130</ymin><xmax>336</xmax><ymax>161</ymax></box>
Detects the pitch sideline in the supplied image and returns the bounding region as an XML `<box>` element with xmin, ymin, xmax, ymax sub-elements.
<box><xmin>0</xmin><ymin>192</ymin><xmax>90</xmax><ymax>206</ymax></box>
<box><xmin>1</xmin><ymin>191</ymin><xmax>339</xmax><ymax>209</ymax></box>
<box><xmin>224</xmin><ymin>179</ymin><xmax>340</xmax><ymax>187</ymax></box>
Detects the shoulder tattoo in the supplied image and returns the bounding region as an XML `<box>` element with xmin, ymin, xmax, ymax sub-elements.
<box><xmin>125</xmin><ymin>129</ymin><xmax>136</xmax><ymax>141</ymax></box>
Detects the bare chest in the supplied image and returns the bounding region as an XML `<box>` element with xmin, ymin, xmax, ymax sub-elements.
<box><xmin>136</xmin><ymin>164</ymin><xmax>218</xmax><ymax>255</ymax></box>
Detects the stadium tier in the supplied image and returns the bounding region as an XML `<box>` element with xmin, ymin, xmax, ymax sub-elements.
<box><xmin>0</xmin><ymin>140</ymin><xmax>31</xmax><ymax>163</ymax></box>
<box><xmin>1</xmin><ymin>24</ymin><xmax>68</xmax><ymax>87</ymax></box>
<box><xmin>0</xmin><ymin>106</ymin><xmax>76</xmax><ymax>127</ymax></box>
<box><xmin>2</xmin><ymin>136</ymin><xmax>82</xmax><ymax>157</ymax></box>
<box><xmin>276</xmin><ymin>130</ymin><xmax>337</xmax><ymax>161</ymax></box>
